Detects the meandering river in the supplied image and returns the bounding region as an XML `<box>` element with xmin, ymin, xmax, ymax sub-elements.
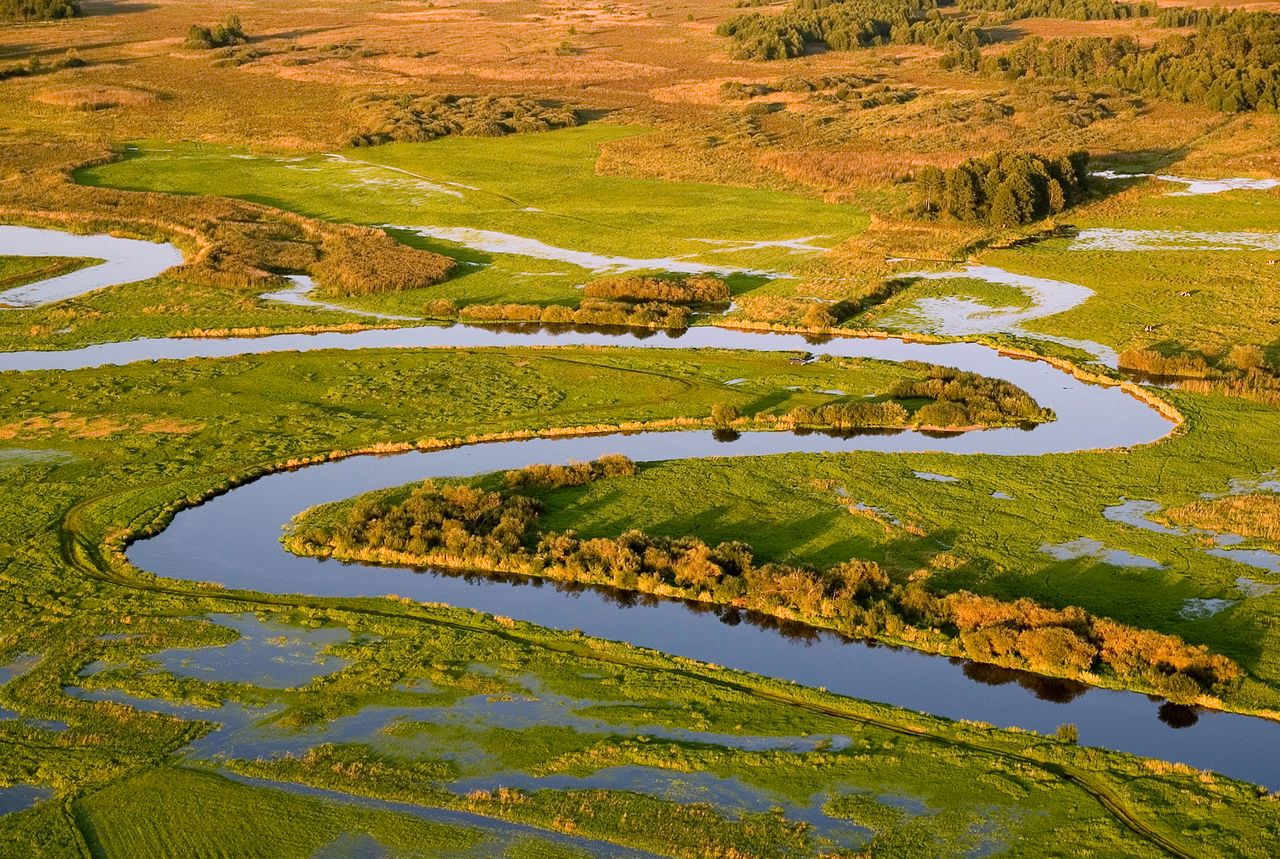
<box><xmin>7</xmin><ymin>226</ymin><xmax>1280</xmax><ymax>788</ymax></box>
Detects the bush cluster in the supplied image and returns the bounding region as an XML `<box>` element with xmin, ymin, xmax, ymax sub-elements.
<box><xmin>786</xmin><ymin>364</ymin><xmax>1052</xmax><ymax>429</ymax></box>
<box><xmin>346</xmin><ymin>94</ymin><xmax>579</xmax><ymax>147</ymax></box>
<box><xmin>185</xmin><ymin>16</ymin><xmax>248</xmax><ymax>49</ymax></box>
<box><xmin>0</xmin><ymin>49</ymin><xmax>84</xmax><ymax>83</ymax></box>
<box><xmin>914</xmin><ymin>150</ymin><xmax>1089</xmax><ymax>225</ymax></box>
<box><xmin>582</xmin><ymin>275</ymin><xmax>729</xmax><ymax>305</ymax></box>
<box><xmin>448</xmin><ymin>299</ymin><xmax>693</xmax><ymax>330</ymax></box>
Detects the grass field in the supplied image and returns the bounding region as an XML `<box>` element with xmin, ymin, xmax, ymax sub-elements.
<box><xmin>0</xmin><ymin>342</ymin><xmax>1276</xmax><ymax>855</ymax></box>
<box><xmin>0</xmin><ymin>256</ymin><xmax>97</xmax><ymax>292</ymax></box>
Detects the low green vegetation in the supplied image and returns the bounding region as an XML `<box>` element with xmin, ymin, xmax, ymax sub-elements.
<box><xmin>71</xmin><ymin>767</ymin><xmax>487</xmax><ymax>858</ymax></box>
<box><xmin>0</xmin><ymin>256</ymin><xmax>97</xmax><ymax>292</ymax></box>
<box><xmin>75</xmin><ymin>126</ymin><xmax>870</xmax><ymax>277</ymax></box>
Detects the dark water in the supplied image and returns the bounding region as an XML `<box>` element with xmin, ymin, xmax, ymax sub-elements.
<box><xmin>129</xmin><ymin>424</ymin><xmax>1280</xmax><ymax>788</ymax></box>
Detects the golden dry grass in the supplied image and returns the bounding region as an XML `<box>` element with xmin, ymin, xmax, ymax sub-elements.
<box><xmin>34</xmin><ymin>85</ymin><xmax>158</xmax><ymax>111</ymax></box>
<box><xmin>1165</xmin><ymin>495</ymin><xmax>1280</xmax><ymax>543</ymax></box>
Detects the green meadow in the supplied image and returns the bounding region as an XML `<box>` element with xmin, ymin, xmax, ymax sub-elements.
<box><xmin>74</xmin><ymin>127</ymin><xmax>869</xmax><ymax>316</ymax></box>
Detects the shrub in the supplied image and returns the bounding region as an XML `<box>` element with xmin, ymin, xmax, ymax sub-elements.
<box><xmin>582</xmin><ymin>274</ymin><xmax>729</xmax><ymax>305</ymax></box>
<box><xmin>290</xmin><ymin>459</ymin><xmax>1241</xmax><ymax>699</ymax></box>
<box><xmin>346</xmin><ymin>94</ymin><xmax>578</xmax><ymax>147</ymax></box>
<box><xmin>186</xmin><ymin>16</ymin><xmax>248</xmax><ymax>49</ymax></box>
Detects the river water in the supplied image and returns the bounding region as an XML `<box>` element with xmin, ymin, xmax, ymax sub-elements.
<box><xmin>7</xmin><ymin>225</ymin><xmax>1280</xmax><ymax>788</ymax></box>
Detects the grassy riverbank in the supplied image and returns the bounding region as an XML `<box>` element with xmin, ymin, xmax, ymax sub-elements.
<box><xmin>0</xmin><ymin>343</ymin><xmax>1276</xmax><ymax>855</ymax></box>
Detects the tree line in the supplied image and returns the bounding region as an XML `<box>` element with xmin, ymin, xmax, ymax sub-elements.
<box><xmin>914</xmin><ymin>150</ymin><xmax>1090</xmax><ymax>226</ymax></box>
<box><xmin>0</xmin><ymin>0</ymin><xmax>78</xmax><ymax>21</ymax></box>
<box><xmin>956</xmin><ymin>0</ymin><xmax>1158</xmax><ymax>21</ymax></box>
<box><xmin>288</xmin><ymin>459</ymin><xmax>1239</xmax><ymax>703</ymax></box>
<box><xmin>716</xmin><ymin>0</ymin><xmax>988</xmax><ymax>60</ymax></box>
<box><xmin>947</xmin><ymin>10</ymin><xmax>1280</xmax><ymax>112</ymax></box>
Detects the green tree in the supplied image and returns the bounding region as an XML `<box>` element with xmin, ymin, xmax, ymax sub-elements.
<box><xmin>989</xmin><ymin>182</ymin><xmax>1021</xmax><ymax>226</ymax></box>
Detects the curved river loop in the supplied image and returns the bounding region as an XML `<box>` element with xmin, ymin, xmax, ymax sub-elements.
<box><xmin>4</xmin><ymin>226</ymin><xmax>1280</xmax><ymax>799</ymax></box>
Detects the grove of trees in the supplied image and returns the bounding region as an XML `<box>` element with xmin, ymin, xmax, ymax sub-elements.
<box><xmin>914</xmin><ymin>150</ymin><xmax>1089</xmax><ymax>225</ymax></box>
<box><xmin>956</xmin><ymin>11</ymin><xmax>1280</xmax><ymax>112</ymax></box>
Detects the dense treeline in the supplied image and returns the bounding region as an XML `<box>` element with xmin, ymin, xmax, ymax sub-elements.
<box><xmin>185</xmin><ymin>16</ymin><xmax>248</xmax><ymax>49</ymax></box>
<box><xmin>289</xmin><ymin>462</ymin><xmax>1239</xmax><ymax>702</ymax></box>
<box><xmin>954</xmin><ymin>11</ymin><xmax>1280</xmax><ymax>112</ymax></box>
<box><xmin>346</xmin><ymin>94</ymin><xmax>579</xmax><ymax>147</ymax></box>
<box><xmin>717</xmin><ymin>0</ymin><xmax>988</xmax><ymax>60</ymax></box>
<box><xmin>956</xmin><ymin>0</ymin><xmax>1156</xmax><ymax>21</ymax></box>
<box><xmin>583</xmin><ymin>275</ymin><xmax>729</xmax><ymax>306</ymax></box>
<box><xmin>915</xmin><ymin>150</ymin><xmax>1089</xmax><ymax>225</ymax></box>
<box><xmin>0</xmin><ymin>0</ymin><xmax>78</xmax><ymax>21</ymax></box>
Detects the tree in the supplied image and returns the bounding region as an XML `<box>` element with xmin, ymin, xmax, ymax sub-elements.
<box><xmin>186</xmin><ymin>15</ymin><xmax>248</xmax><ymax>49</ymax></box>
<box><xmin>711</xmin><ymin>403</ymin><xmax>740</xmax><ymax>426</ymax></box>
<box><xmin>989</xmin><ymin>183</ymin><xmax>1021</xmax><ymax>227</ymax></box>
<box><xmin>944</xmin><ymin>167</ymin><xmax>981</xmax><ymax>220</ymax></box>
<box><xmin>917</xmin><ymin>166</ymin><xmax>945</xmax><ymax>213</ymax></box>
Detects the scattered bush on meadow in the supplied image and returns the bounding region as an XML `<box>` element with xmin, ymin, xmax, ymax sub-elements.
<box><xmin>583</xmin><ymin>274</ymin><xmax>729</xmax><ymax>305</ymax></box>
<box><xmin>185</xmin><ymin>16</ymin><xmax>248</xmax><ymax>49</ymax></box>
<box><xmin>346</xmin><ymin>94</ymin><xmax>579</xmax><ymax>147</ymax></box>
<box><xmin>0</xmin><ymin>50</ymin><xmax>85</xmax><ymax>83</ymax></box>
<box><xmin>914</xmin><ymin>150</ymin><xmax>1089</xmax><ymax>226</ymax></box>
<box><xmin>0</xmin><ymin>0</ymin><xmax>78</xmax><ymax>21</ymax></box>
<box><xmin>290</xmin><ymin>458</ymin><xmax>1239</xmax><ymax>700</ymax></box>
